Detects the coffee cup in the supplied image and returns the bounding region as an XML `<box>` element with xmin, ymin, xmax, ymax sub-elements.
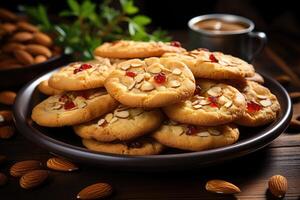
<box><xmin>188</xmin><ymin>14</ymin><xmax>267</xmax><ymax>61</ymax></box>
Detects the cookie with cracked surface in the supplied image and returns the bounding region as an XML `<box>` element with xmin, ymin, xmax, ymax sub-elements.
<box><xmin>82</xmin><ymin>138</ymin><xmax>164</xmax><ymax>155</ymax></box>
<box><xmin>152</xmin><ymin>120</ymin><xmax>239</xmax><ymax>151</ymax></box>
<box><xmin>48</xmin><ymin>59</ymin><xmax>113</xmax><ymax>91</ymax></box>
<box><xmin>104</xmin><ymin>57</ymin><xmax>195</xmax><ymax>108</ymax></box>
<box><xmin>74</xmin><ymin>105</ymin><xmax>164</xmax><ymax>142</ymax></box>
<box><xmin>93</xmin><ymin>40</ymin><xmax>186</xmax><ymax>59</ymax></box>
<box><xmin>163</xmin><ymin>79</ymin><xmax>246</xmax><ymax>126</ymax></box>
<box><xmin>38</xmin><ymin>79</ymin><xmax>63</xmax><ymax>96</ymax></box>
<box><xmin>31</xmin><ymin>88</ymin><xmax>118</xmax><ymax>127</ymax></box>
<box><xmin>236</xmin><ymin>81</ymin><xmax>280</xmax><ymax>126</ymax></box>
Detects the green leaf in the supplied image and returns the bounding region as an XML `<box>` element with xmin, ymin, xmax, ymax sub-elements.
<box><xmin>81</xmin><ymin>0</ymin><xmax>96</xmax><ymax>18</ymax></box>
<box><xmin>67</xmin><ymin>0</ymin><xmax>80</xmax><ymax>14</ymax></box>
<box><xmin>132</xmin><ymin>15</ymin><xmax>151</xmax><ymax>26</ymax></box>
<box><xmin>120</xmin><ymin>0</ymin><xmax>138</xmax><ymax>15</ymax></box>
<box><xmin>59</xmin><ymin>10</ymin><xmax>74</xmax><ymax>17</ymax></box>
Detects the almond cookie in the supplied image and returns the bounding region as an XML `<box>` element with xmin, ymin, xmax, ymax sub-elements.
<box><xmin>104</xmin><ymin>57</ymin><xmax>195</xmax><ymax>108</ymax></box>
<box><xmin>94</xmin><ymin>40</ymin><xmax>186</xmax><ymax>59</ymax></box>
<box><xmin>38</xmin><ymin>80</ymin><xmax>63</xmax><ymax>96</ymax></box>
<box><xmin>74</xmin><ymin>105</ymin><xmax>164</xmax><ymax>142</ymax></box>
<box><xmin>163</xmin><ymin>79</ymin><xmax>246</xmax><ymax>126</ymax></box>
<box><xmin>162</xmin><ymin>49</ymin><xmax>255</xmax><ymax>80</ymax></box>
<box><xmin>236</xmin><ymin>81</ymin><xmax>280</xmax><ymax>126</ymax></box>
<box><xmin>152</xmin><ymin>120</ymin><xmax>239</xmax><ymax>151</ymax></box>
<box><xmin>31</xmin><ymin>88</ymin><xmax>118</xmax><ymax>127</ymax></box>
<box><xmin>49</xmin><ymin>59</ymin><xmax>113</xmax><ymax>91</ymax></box>
<box><xmin>82</xmin><ymin>138</ymin><xmax>164</xmax><ymax>155</ymax></box>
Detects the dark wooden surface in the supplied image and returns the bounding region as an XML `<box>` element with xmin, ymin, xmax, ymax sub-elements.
<box><xmin>1</xmin><ymin>32</ymin><xmax>300</xmax><ymax>200</ymax></box>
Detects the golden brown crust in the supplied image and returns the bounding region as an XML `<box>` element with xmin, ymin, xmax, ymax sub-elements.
<box><xmin>38</xmin><ymin>80</ymin><xmax>63</xmax><ymax>96</ymax></box>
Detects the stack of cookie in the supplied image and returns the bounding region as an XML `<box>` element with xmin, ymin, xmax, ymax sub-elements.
<box><xmin>31</xmin><ymin>40</ymin><xmax>281</xmax><ymax>156</ymax></box>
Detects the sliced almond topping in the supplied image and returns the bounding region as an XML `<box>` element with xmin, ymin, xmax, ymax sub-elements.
<box><xmin>141</xmin><ymin>82</ymin><xmax>154</xmax><ymax>91</ymax></box>
<box><xmin>197</xmin><ymin>131</ymin><xmax>210</xmax><ymax>137</ymax></box>
<box><xmin>104</xmin><ymin>113</ymin><xmax>113</xmax><ymax>122</ymax></box>
<box><xmin>134</xmin><ymin>74</ymin><xmax>144</xmax><ymax>83</ymax></box>
<box><xmin>77</xmin><ymin>101</ymin><xmax>87</xmax><ymax>109</ymax></box>
<box><xmin>169</xmin><ymin>80</ymin><xmax>181</xmax><ymax>88</ymax></box>
<box><xmin>135</xmin><ymin>82</ymin><xmax>142</xmax><ymax>89</ymax></box>
<box><xmin>172</xmin><ymin>126</ymin><xmax>184</xmax><ymax>135</ymax></box>
<box><xmin>192</xmin><ymin>100</ymin><xmax>199</xmax><ymax>106</ymax></box>
<box><xmin>148</xmin><ymin>66</ymin><xmax>162</xmax><ymax>74</ymax></box>
<box><xmin>130</xmin><ymin>108</ymin><xmax>143</xmax><ymax>116</ymax></box>
<box><xmin>208</xmin><ymin>129</ymin><xmax>221</xmax><ymax>136</ymax></box>
<box><xmin>127</xmin><ymin>81</ymin><xmax>136</xmax><ymax>90</ymax></box>
<box><xmin>199</xmin><ymin>99</ymin><xmax>210</xmax><ymax>105</ymax></box>
<box><xmin>144</xmin><ymin>73</ymin><xmax>151</xmax><ymax>80</ymax></box>
<box><xmin>88</xmin><ymin>91</ymin><xmax>107</xmax><ymax>99</ymax></box>
<box><xmin>193</xmin><ymin>104</ymin><xmax>202</xmax><ymax>109</ymax></box>
<box><xmin>260</xmin><ymin>99</ymin><xmax>272</xmax><ymax>107</ymax></box>
<box><xmin>97</xmin><ymin>119</ymin><xmax>106</xmax><ymax>126</ymax></box>
<box><xmin>195</xmin><ymin>95</ymin><xmax>205</xmax><ymax>100</ymax></box>
<box><xmin>224</xmin><ymin>100</ymin><xmax>233</xmax><ymax>108</ymax></box>
<box><xmin>172</xmin><ymin>68</ymin><xmax>182</xmax><ymax>75</ymax></box>
<box><xmin>52</xmin><ymin>104</ymin><xmax>62</xmax><ymax>110</ymax></box>
<box><xmin>121</xmin><ymin>76</ymin><xmax>135</xmax><ymax>87</ymax></box>
<box><xmin>156</xmin><ymin>86</ymin><xmax>166</xmax><ymax>91</ymax></box>
<box><xmin>207</xmin><ymin>86</ymin><xmax>222</xmax><ymax>97</ymax></box>
<box><xmin>109</xmin><ymin>117</ymin><xmax>118</xmax><ymax>124</ymax></box>
<box><xmin>218</xmin><ymin>95</ymin><xmax>230</xmax><ymax>104</ymax></box>
<box><xmin>116</xmin><ymin>105</ymin><xmax>130</xmax><ymax>111</ymax></box>
<box><xmin>257</xmin><ymin>94</ymin><xmax>267</xmax><ymax>99</ymax></box>
<box><xmin>130</xmin><ymin>63</ymin><xmax>142</xmax><ymax>67</ymax></box>
<box><xmin>120</xmin><ymin>63</ymin><xmax>131</xmax><ymax>70</ymax></box>
<box><xmin>115</xmin><ymin>110</ymin><xmax>130</xmax><ymax>118</ymax></box>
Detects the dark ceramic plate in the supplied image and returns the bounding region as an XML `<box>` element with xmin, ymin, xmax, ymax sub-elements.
<box><xmin>13</xmin><ymin>69</ymin><xmax>292</xmax><ymax>171</ymax></box>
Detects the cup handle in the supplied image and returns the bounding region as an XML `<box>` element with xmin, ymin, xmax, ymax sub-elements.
<box><xmin>248</xmin><ymin>31</ymin><xmax>267</xmax><ymax>61</ymax></box>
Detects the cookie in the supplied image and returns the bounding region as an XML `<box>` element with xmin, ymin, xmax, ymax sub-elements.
<box><xmin>38</xmin><ymin>79</ymin><xmax>63</xmax><ymax>96</ymax></box>
<box><xmin>163</xmin><ymin>79</ymin><xmax>246</xmax><ymax>126</ymax></box>
<box><xmin>93</xmin><ymin>40</ymin><xmax>186</xmax><ymax>59</ymax></box>
<box><xmin>31</xmin><ymin>88</ymin><xmax>118</xmax><ymax>127</ymax></box>
<box><xmin>104</xmin><ymin>57</ymin><xmax>195</xmax><ymax>108</ymax></box>
<box><xmin>162</xmin><ymin>49</ymin><xmax>255</xmax><ymax>80</ymax></box>
<box><xmin>152</xmin><ymin>120</ymin><xmax>239</xmax><ymax>151</ymax></box>
<box><xmin>236</xmin><ymin>81</ymin><xmax>280</xmax><ymax>126</ymax></box>
<box><xmin>48</xmin><ymin>59</ymin><xmax>113</xmax><ymax>91</ymax></box>
<box><xmin>82</xmin><ymin>138</ymin><xmax>164</xmax><ymax>155</ymax></box>
<box><xmin>246</xmin><ymin>72</ymin><xmax>264</xmax><ymax>84</ymax></box>
<box><xmin>74</xmin><ymin>105</ymin><xmax>164</xmax><ymax>142</ymax></box>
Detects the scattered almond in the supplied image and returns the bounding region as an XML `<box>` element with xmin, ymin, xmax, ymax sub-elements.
<box><xmin>115</xmin><ymin>110</ymin><xmax>130</xmax><ymax>119</ymax></box>
<box><xmin>172</xmin><ymin>68</ymin><xmax>182</xmax><ymax>75</ymax></box>
<box><xmin>0</xmin><ymin>91</ymin><xmax>16</xmax><ymax>105</ymax></box>
<box><xmin>25</xmin><ymin>44</ymin><xmax>52</xmax><ymax>58</ymax></box>
<box><xmin>0</xmin><ymin>125</ymin><xmax>15</xmax><ymax>139</ymax></box>
<box><xmin>109</xmin><ymin>117</ymin><xmax>118</xmax><ymax>124</ymax></box>
<box><xmin>141</xmin><ymin>81</ymin><xmax>154</xmax><ymax>91</ymax></box>
<box><xmin>0</xmin><ymin>8</ymin><xmax>18</xmax><ymax>21</ymax></box>
<box><xmin>205</xmin><ymin>179</ymin><xmax>241</xmax><ymax>194</ymax></box>
<box><xmin>77</xmin><ymin>182</ymin><xmax>113</xmax><ymax>199</ymax></box>
<box><xmin>2</xmin><ymin>42</ymin><xmax>25</xmax><ymax>53</ymax></box>
<box><xmin>11</xmin><ymin>32</ymin><xmax>33</xmax><ymax>42</ymax></box>
<box><xmin>14</xmin><ymin>50</ymin><xmax>34</xmax><ymax>65</ymax></box>
<box><xmin>207</xmin><ymin>87</ymin><xmax>222</xmax><ymax>97</ymax></box>
<box><xmin>20</xmin><ymin>170</ymin><xmax>49</xmax><ymax>189</ymax></box>
<box><xmin>10</xmin><ymin>160</ymin><xmax>42</xmax><ymax>177</ymax></box>
<box><xmin>260</xmin><ymin>99</ymin><xmax>272</xmax><ymax>107</ymax></box>
<box><xmin>104</xmin><ymin>113</ymin><xmax>114</xmax><ymax>122</ymax></box>
<box><xmin>197</xmin><ymin>131</ymin><xmax>210</xmax><ymax>137</ymax></box>
<box><xmin>17</xmin><ymin>21</ymin><xmax>39</xmax><ymax>32</ymax></box>
<box><xmin>268</xmin><ymin>175</ymin><xmax>288</xmax><ymax>198</ymax></box>
<box><xmin>33</xmin><ymin>32</ymin><xmax>53</xmax><ymax>47</ymax></box>
<box><xmin>0</xmin><ymin>110</ymin><xmax>13</xmax><ymax>123</ymax></box>
<box><xmin>47</xmin><ymin>157</ymin><xmax>78</xmax><ymax>172</ymax></box>
<box><xmin>34</xmin><ymin>55</ymin><xmax>47</xmax><ymax>64</ymax></box>
<box><xmin>224</xmin><ymin>100</ymin><xmax>233</xmax><ymax>108</ymax></box>
<box><xmin>208</xmin><ymin>129</ymin><xmax>221</xmax><ymax>136</ymax></box>
<box><xmin>0</xmin><ymin>173</ymin><xmax>8</xmax><ymax>186</ymax></box>
<box><xmin>169</xmin><ymin>80</ymin><xmax>181</xmax><ymax>88</ymax></box>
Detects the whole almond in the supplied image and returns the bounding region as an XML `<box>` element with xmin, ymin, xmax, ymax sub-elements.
<box><xmin>77</xmin><ymin>183</ymin><xmax>113</xmax><ymax>199</ymax></box>
<box><xmin>26</xmin><ymin>44</ymin><xmax>52</xmax><ymax>58</ymax></box>
<box><xmin>10</xmin><ymin>160</ymin><xmax>42</xmax><ymax>177</ymax></box>
<box><xmin>0</xmin><ymin>155</ymin><xmax>6</xmax><ymax>165</ymax></box>
<box><xmin>0</xmin><ymin>125</ymin><xmax>15</xmax><ymax>139</ymax></box>
<box><xmin>2</xmin><ymin>42</ymin><xmax>26</xmax><ymax>53</ymax></box>
<box><xmin>0</xmin><ymin>110</ymin><xmax>13</xmax><ymax>123</ymax></box>
<box><xmin>268</xmin><ymin>175</ymin><xmax>288</xmax><ymax>198</ymax></box>
<box><xmin>34</xmin><ymin>55</ymin><xmax>47</xmax><ymax>64</ymax></box>
<box><xmin>205</xmin><ymin>179</ymin><xmax>241</xmax><ymax>194</ymax></box>
<box><xmin>47</xmin><ymin>157</ymin><xmax>79</xmax><ymax>172</ymax></box>
<box><xmin>0</xmin><ymin>23</ymin><xmax>17</xmax><ymax>34</ymax></box>
<box><xmin>0</xmin><ymin>173</ymin><xmax>8</xmax><ymax>186</ymax></box>
<box><xmin>14</xmin><ymin>50</ymin><xmax>34</xmax><ymax>65</ymax></box>
<box><xmin>0</xmin><ymin>59</ymin><xmax>22</xmax><ymax>69</ymax></box>
<box><xmin>11</xmin><ymin>32</ymin><xmax>33</xmax><ymax>42</ymax></box>
<box><xmin>33</xmin><ymin>32</ymin><xmax>53</xmax><ymax>47</ymax></box>
<box><xmin>0</xmin><ymin>8</ymin><xmax>18</xmax><ymax>21</ymax></box>
<box><xmin>20</xmin><ymin>170</ymin><xmax>48</xmax><ymax>189</ymax></box>
<box><xmin>0</xmin><ymin>91</ymin><xmax>16</xmax><ymax>105</ymax></box>
<box><xmin>17</xmin><ymin>21</ymin><xmax>39</xmax><ymax>32</ymax></box>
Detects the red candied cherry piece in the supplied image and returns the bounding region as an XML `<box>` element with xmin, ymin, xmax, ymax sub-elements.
<box><xmin>247</xmin><ymin>101</ymin><xmax>262</xmax><ymax>113</ymax></box>
<box><xmin>125</xmin><ymin>71</ymin><xmax>137</xmax><ymax>77</ymax></box>
<box><xmin>64</xmin><ymin>100</ymin><xmax>76</xmax><ymax>110</ymax></box>
<box><xmin>208</xmin><ymin>96</ymin><xmax>218</xmax><ymax>108</ymax></box>
<box><xmin>73</xmin><ymin>64</ymin><xmax>92</xmax><ymax>74</ymax></box>
<box><xmin>154</xmin><ymin>72</ymin><xmax>166</xmax><ymax>84</ymax></box>
<box><xmin>170</xmin><ymin>41</ymin><xmax>182</xmax><ymax>47</ymax></box>
<box><xmin>186</xmin><ymin>125</ymin><xmax>197</xmax><ymax>135</ymax></box>
<box><xmin>209</xmin><ymin>54</ymin><xmax>218</xmax><ymax>63</ymax></box>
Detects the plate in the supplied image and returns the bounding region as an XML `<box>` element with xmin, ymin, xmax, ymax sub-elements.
<box><xmin>13</xmin><ymin>69</ymin><xmax>292</xmax><ymax>171</ymax></box>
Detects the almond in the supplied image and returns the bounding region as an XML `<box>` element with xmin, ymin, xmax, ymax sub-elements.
<box><xmin>77</xmin><ymin>183</ymin><xmax>113</xmax><ymax>199</ymax></box>
<box><xmin>33</xmin><ymin>32</ymin><xmax>53</xmax><ymax>47</ymax></box>
<box><xmin>20</xmin><ymin>170</ymin><xmax>48</xmax><ymax>189</ymax></box>
<box><xmin>0</xmin><ymin>155</ymin><xmax>6</xmax><ymax>165</ymax></box>
<box><xmin>2</xmin><ymin>42</ymin><xmax>25</xmax><ymax>53</ymax></box>
<box><xmin>14</xmin><ymin>50</ymin><xmax>34</xmax><ymax>65</ymax></box>
<box><xmin>0</xmin><ymin>23</ymin><xmax>17</xmax><ymax>34</ymax></box>
<box><xmin>0</xmin><ymin>125</ymin><xmax>15</xmax><ymax>139</ymax></box>
<box><xmin>0</xmin><ymin>8</ymin><xmax>18</xmax><ymax>21</ymax></box>
<box><xmin>268</xmin><ymin>175</ymin><xmax>288</xmax><ymax>198</ymax></box>
<box><xmin>0</xmin><ymin>110</ymin><xmax>13</xmax><ymax>123</ymax></box>
<box><xmin>10</xmin><ymin>160</ymin><xmax>42</xmax><ymax>177</ymax></box>
<box><xmin>205</xmin><ymin>179</ymin><xmax>241</xmax><ymax>194</ymax></box>
<box><xmin>34</xmin><ymin>55</ymin><xmax>47</xmax><ymax>64</ymax></box>
<box><xmin>11</xmin><ymin>32</ymin><xmax>33</xmax><ymax>42</ymax></box>
<box><xmin>17</xmin><ymin>21</ymin><xmax>39</xmax><ymax>32</ymax></box>
<box><xmin>46</xmin><ymin>157</ymin><xmax>78</xmax><ymax>172</ymax></box>
<box><xmin>0</xmin><ymin>59</ymin><xmax>22</xmax><ymax>69</ymax></box>
<box><xmin>25</xmin><ymin>44</ymin><xmax>52</xmax><ymax>58</ymax></box>
<box><xmin>0</xmin><ymin>173</ymin><xmax>8</xmax><ymax>186</ymax></box>
<box><xmin>0</xmin><ymin>91</ymin><xmax>16</xmax><ymax>105</ymax></box>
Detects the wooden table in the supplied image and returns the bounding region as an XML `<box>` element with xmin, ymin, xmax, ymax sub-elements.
<box><xmin>1</xmin><ymin>32</ymin><xmax>300</xmax><ymax>200</ymax></box>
